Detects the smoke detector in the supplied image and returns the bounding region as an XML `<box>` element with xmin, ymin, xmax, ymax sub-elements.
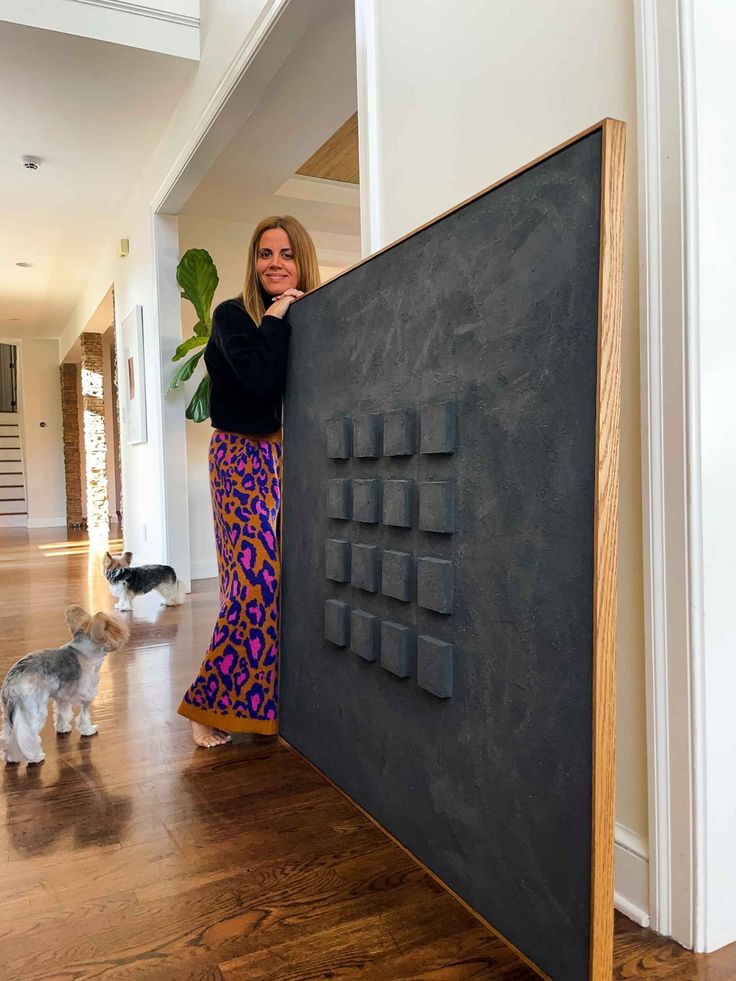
<box><xmin>21</xmin><ymin>155</ymin><xmax>41</xmax><ymax>170</ymax></box>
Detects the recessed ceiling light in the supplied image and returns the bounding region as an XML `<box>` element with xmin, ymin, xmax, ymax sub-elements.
<box><xmin>15</xmin><ymin>262</ymin><xmax>33</xmax><ymax>268</ymax></box>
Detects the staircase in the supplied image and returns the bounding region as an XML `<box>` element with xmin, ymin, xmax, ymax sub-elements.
<box><xmin>0</xmin><ymin>412</ymin><xmax>27</xmax><ymax>526</ymax></box>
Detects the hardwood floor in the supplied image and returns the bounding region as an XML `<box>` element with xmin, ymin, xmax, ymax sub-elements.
<box><xmin>0</xmin><ymin>526</ymin><xmax>734</xmax><ymax>979</ymax></box>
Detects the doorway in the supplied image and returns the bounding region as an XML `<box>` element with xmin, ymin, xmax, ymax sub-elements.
<box><xmin>0</xmin><ymin>342</ymin><xmax>26</xmax><ymax>526</ymax></box>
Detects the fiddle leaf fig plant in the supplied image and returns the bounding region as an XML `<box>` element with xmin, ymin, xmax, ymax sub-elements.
<box><xmin>168</xmin><ymin>248</ymin><xmax>219</xmax><ymax>423</ymax></box>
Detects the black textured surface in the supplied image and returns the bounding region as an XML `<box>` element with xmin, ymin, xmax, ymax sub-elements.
<box><xmin>381</xmin><ymin>549</ymin><xmax>414</xmax><ymax>603</ymax></box>
<box><xmin>382</xmin><ymin>479</ymin><xmax>414</xmax><ymax>528</ymax></box>
<box><xmin>325</xmin><ymin>538</ymin><xmax>350</xmax><ymax>583</ymax></box>
<box><xmin>350</xmin><ymin>543</ymin><xmax>380</xmax><ymax>593</ymax></box>
<box><xmin>282</xmin><ymin>131</ymin><xmax>603</xmax><ymax>981</ymax></box>
<box><xmin>353</xmin><ymin>414</ymin><xmax>382</xmax><ymax>458</ymax></box>
<box><xmin>417</xmin><ymin>635</ymin><xmax>454</xmax><ymax>699</ymax></box>
<box><xmin>352</xmin><ymin>479</ymin><xmax>381</xmax><ymax>524</ymax></box>
<box><xmin>350</xmin><ymin>608</ymin><xmax>378</xmax><ymax>662</ymax></box>
<box><xmin>380</xmin><ymin>620</ymin><xmax>414</xmax><ymax>678</ymax></box>
<box><xmin>383</xmin><ymin>407</ymin><xmax>416</xmax><ymax>456</ymax></box>
<box><xmin>326</xmin><ymin>416</ymin><xmax>351</xmax><ymax>459</ymax></box>
<box><xmin>418</xmin><ymin>480</ymin><xmax>456</xmax><ymax>534</ymax></box>
<box><xmin>324</xmin><ymin>599</ymin><xmax>349</xmax><ymax>647</ymax></box>
<box><xmin>420</xmin><ymin>401</ymin><xmax>456</xmax><ymax>455</ymax></box>
<box><xmin>416</xmin><ymin>556</ymin><xmax>454</xmax><ymax>614</ymax></box>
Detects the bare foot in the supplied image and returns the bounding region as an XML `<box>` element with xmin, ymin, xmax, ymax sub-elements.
<box><xmin>191</xmin><ymin>721</ymin><xmax>232</xmax><ymax>749</ymax></box>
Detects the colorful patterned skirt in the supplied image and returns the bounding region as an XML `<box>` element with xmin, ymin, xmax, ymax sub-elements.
<box><xmin>178</xmin><ymin>429</ymin><xmax>282</xmax><ymax>735</ymax></box>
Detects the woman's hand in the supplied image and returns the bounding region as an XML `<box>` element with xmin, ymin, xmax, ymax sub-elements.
<box><xmin>266</xmin><ymin>288</ymin><xmax>304</xmax><ymax>320</ymax></box>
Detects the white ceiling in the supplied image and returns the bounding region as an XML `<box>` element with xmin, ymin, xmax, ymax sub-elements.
<box><xmin>181</xmin><ymin>0</ymin><xmax>360</xmax><ymax>251</ymax></box>
<box><xmin>0</xmin><ymin>21</ymin><xmax>194</xmax><ymax>338</ymax></box>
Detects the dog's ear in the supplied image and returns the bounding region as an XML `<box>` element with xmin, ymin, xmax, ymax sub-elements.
<box><xmin>121</xmin><ymin>552</ymin><xmax>133</xmax><ymax>567</ymax></box>
<box><xmin>66</xmin><ymin>605</ymin><xmax>92</xmax><ymax>636</ymax></box>
<box><xmin>89</xmin><ymin>612</ymin><xmax>130</xmax><ymax>652</ymax></box>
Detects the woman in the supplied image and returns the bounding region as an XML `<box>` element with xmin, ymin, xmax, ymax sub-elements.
<box><xmin>178</xmin><ymin>216</ymin><xmax>320</xmax><ymax>748</ymax></box>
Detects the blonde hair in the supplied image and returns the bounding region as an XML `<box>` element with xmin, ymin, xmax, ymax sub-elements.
<box><xmin>242</xmin><ymin>215</ymin><xmax>321</xmax><ymax>323</ymax></box>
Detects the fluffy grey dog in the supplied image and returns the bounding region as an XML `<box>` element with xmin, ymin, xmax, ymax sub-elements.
<box><xmin>103</xmin><ymin>551</ymin><xmax>184</xmax><ymax>612</ymax></box>
<box><xmin>1</xmin><ymin>605</ymin><xmax>129</xmax><ymax>765</ymax></box>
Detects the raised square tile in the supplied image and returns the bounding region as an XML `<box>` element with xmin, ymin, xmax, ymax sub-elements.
<box><xmin>325</xmin><ymin>539</ymin><xmax>350</xmax><ymax>582</ymax></box>
<box><xmin>383</xmin><ymin>408</ymin><xmax>415</xmax><ymax>456</ymax></box>
<box><xmin>353</xmin><ymin>479</ymin><xmax>381</xmax><ymax>523</ymax></box>
<box><xmin>381</xmin><ymin>550</ymin><xmax>413</xmax><ymax>602</ymax></box>
<box><xmin>351</xmin><ymin>544</ymin><xmax>380</xmax><ymax>592</ymax></box>
<box><xmin>420</xmin><ymin>401</ymin><xmax>456</xmax><ymax>455</ymax></box>
<box><xmin>350</xmin><ymin>609</ymin><xmax>378</xmax><ymax>662</ymax></box>
<box><xmin>382</xmin><ymin>480</ymin><xmax>413</xmax><ymax>528</ymax></box>
<box><xmin>418</xmin><ymin>481</ymin><xmax>455</xmax><ymax>533</ymax></box>
<box><xmin>327</xmin><ymin>479</ymin><xmax>351</xmax><ymax>520</ymax></box>
<box><xmin>353</xmin><ymin>414</ymin><xmax>382</xmax><ymax>458</ymax></box>
<box><xmin>326</xmin><ymin>417</ymin><xmax>351</xmax><ymax>459</ymax></box>
<box><xmin>417</xmin><ymin>557</ymin><xmax>454</xmax><ymax>614</ymax></box>
<box><xmin>325</xmin><ymin>599</ymin><xmax>349</xmax><ymax>647</ymax></box>
<box><xmin>380</xmin><ymin>621</ymin><xmax>414</xmax><ymax>678</ymax></box>
<box><xmin>417</xmin><ymin>635</ymin><xmax>453</xmax><ymax>698</ymax></box>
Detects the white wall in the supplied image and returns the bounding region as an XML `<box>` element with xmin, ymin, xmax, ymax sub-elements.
<box><xmin>178</xmin><ymin>215</ymin><xmax>359</xmax><ymax>579</ymax></box>
<box><xmin>691</xmin><ymin>0</ymin><xmax>736</xmax><ymax>952</ymax></box>
<box><xmin>57</xmin><ymin>0</ymin><xmax>273</xmax><ymax>565</ymax></box>
<box><xmin>19</xmin><ymin>339</ymin><xmax>66</xmax><ymax>527</ymax></box>
<box><xmin>177</xmin><ymin>215</ymin><xmax>254</xmax><ymax>579</ymax></box>
<box><xmin>362</xmin><ymin>0</ymin><xmax>647</xmax><ymax>902</ymax></box>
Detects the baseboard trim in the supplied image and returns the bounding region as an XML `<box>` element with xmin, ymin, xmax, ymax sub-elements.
<box><xmin>26</xmin><ymin>517</ymin><xmax>67</xmax><ymax>528</ymax></box>
<box><xmin>190</xmin><ymin>559</ymin><xmax>217</xmax><ymax>581</ymax></box>
<box><xmin>614</xmin><ymin>823</ymin><xmax>650</xmax><ymax>928</ymax></box>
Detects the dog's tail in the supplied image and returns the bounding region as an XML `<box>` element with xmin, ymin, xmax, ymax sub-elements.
<box><xmin>1</xmin><ymin>685</ymin><xmax>14</xmax><ymax>724</ymax></box>
<box><xmin>10</xmin><ymin>703</ymin><xmax>39</xmax><ymax>761</ymax></box>
<box><xmin>175</xmin><ymin>578</ymin><xmax>186</xmax><ymax>605</ymax></box>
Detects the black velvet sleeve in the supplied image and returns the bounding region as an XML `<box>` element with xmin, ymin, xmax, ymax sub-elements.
<box><xmin>208</xmin><ymin>301</ymin><xmax>291</xmax><ymax>401</ymax></box>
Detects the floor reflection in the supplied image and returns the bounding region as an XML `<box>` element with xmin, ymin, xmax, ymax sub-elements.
<box><xmin>3</xmin><ymin>751</ymin><xmax>133</xmax><ymax>857</ymax></box>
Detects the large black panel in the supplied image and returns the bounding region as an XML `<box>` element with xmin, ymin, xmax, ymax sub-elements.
<box><xmin>282</xmin><ymin>130</ymin><xmax>605</xmax><ymax>980</ymax></box>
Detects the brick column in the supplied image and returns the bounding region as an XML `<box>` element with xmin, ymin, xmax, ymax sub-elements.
<box><xmin>60</xmin><ymin>363</ymin><xmax>84</xmax><ymax>527</ymax></box>
<box><xmin>80</xmin><ymin>332</ymin><xmax>109</xmax><ymax>536</ymax></box>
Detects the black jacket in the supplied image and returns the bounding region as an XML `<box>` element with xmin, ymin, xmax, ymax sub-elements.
<box><xmin>204</xmin><ymin>297</ymin><xmax>291</xmax><ymax>435</ymax></box>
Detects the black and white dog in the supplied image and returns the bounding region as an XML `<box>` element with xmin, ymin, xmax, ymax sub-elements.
<box><xmin>103</xmin><ymin>551</ymin><xmax>184</xmax><ymax>612</ymax></box>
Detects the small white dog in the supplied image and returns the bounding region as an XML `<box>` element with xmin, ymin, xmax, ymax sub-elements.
<box><xmin>1</xmin><ymin>605</ymin><xmax>129</xmax><ymax>765</ymax></box>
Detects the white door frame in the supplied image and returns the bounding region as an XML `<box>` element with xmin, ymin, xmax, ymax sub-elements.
<box><xmin>634</xmin><ymin>0</ymin><xmax>705</xmax><ymax>949</ymax></box>
<box><xmin>0</xmin><ymin>337</ymin><xmax>27</xmax><ymax>528</ymax></box>
<box><xmin>150</xmin><ymin>212</ymin><xmax>192</xmax><ymax>590</ymax></box>
<box><xmin>149</xmin><ymin>0</ymin><xmax>353</xmax><ymax>588</ymax></box>
<box><xmin>147</xmin><ymin>0</ymin><xmax>293</xmax><ymax>589</ymax></box>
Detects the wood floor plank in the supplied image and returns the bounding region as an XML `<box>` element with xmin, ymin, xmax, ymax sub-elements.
<box><xmin>1</xmin><ymin>527</ymin><xmax>735</xmax><ymax>979</ymax></box>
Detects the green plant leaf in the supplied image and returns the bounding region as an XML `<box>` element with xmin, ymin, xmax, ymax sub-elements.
<box><xmin>177</xmin><ymin>249</ymin><xmax>218</xmax><ymax>334</ymax></box>
<box><xmin>167</xmin><ymin>349</ymin><xmax>204</xmax><ymax>392</ymax></box>
<box><xmin>185</xmin><ymin>375</ymin><xmax>211</xmax><ymax>423</ymax></box>
<box><xmin>173</xmin><ymin>334</ymin><xmax>208</xmax><ymax>362</ymax></box>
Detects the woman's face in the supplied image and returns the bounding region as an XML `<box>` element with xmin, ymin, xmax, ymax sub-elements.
<box><xmin>256</xmin><ymin>228</ymin><xmax>299</xmax><ymax>296</ymax></box>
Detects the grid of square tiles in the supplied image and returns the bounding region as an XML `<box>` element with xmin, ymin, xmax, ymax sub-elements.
<box><xmin>324</xmin><ymin>403</ymin><xmax>456</xmax><ymax>699</ymax></box>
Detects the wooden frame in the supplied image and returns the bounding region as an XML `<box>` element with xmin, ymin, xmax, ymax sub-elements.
<box><xmin>286</xmin><ymin>118</ymin><xmax>625</xmax><ymax>980</ymax></box>
<box><xmin>591</xmin><ymin>117</ymin><xmax>625</xmax><ymax>979</ymax></box>
<box><xmin>120</xmin><ymin>305</ymin><xmax>147</xmax><ymax>445</ymax></box>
